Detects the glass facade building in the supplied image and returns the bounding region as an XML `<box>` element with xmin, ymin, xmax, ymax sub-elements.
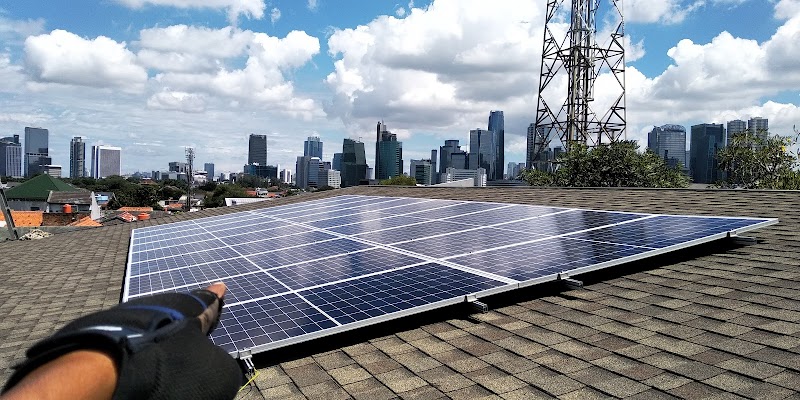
<box><xmin>304</xmin><ymin>136</ymin><xmax>323</xmax><ymax>159</ymax></box>
<box><xmin>488</xmin><ymin>111</ymin><xmax>504</xmax><ymax>180</ymax></box>
<box><xmin>690</xmin><ymin>124</ymin><xmax>725</xmax><ymax>184</ymax></box>
<box><xmin>70</xmin><ymin>137</ymin><xmax>86</xmax><ymax>179</ymax></box>
<box><xmin>469</xmin><ymin>128</ymin><xmax>495</xmax><ymax>177</ymax></box>
<box><xmin>0</xmin><ymin>136</ymin><xmax>22</xmax><ymax>178</ymax></box>
<box><xmin>24</xmin><ymin>127</ymin><xmax>49</xmax><ymax>177</ymax></box>
<box><xmin>248</xmin><ymin>134</ymin><xmax>268</xmax><ymax>166</ymax></box>
<box><xmin>375</xmin><ymin>122</ymin><xmax>402</xmax><ymax>180</ymax></box>
<box><xmin>647</xmin><ymin>124</ymin><xmax>687</xmax><ymax>169</ymax></box>
<box><xmin>341</xmin><ymin>139</ymin><xmax>367</xmax><ymax>187</ymax></box>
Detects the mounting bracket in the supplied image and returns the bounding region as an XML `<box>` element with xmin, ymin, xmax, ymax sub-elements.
<box><xmin>238</xmin><ymin>348</ymin><xmax>255</xmax><ymax>373</ymax></box>
<box><xmin>729</xmin><ymin>232</ymin><xmax>757</xmax><ymax>246</ymax></box>
<box><xmin>466</xmin><ymin>295</ymin><xmax>489</xmax><ymax>313</ymax></box>
<box><xmin>558</xmin><ymin>273</ymin><xmax>583</xmax><ymax>290</ymax></box>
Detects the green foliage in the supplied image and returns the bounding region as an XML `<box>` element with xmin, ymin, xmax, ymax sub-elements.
<box><xmin>202</xmin><ymin>184</ymin><xmax>250</xmax><ymax>208</ymax></box>
<box><xmin>380</xmin><ymin>175</ymin><xmax>417</xmax><ymax>186</ymax></box>
<box><xmin>520</xmin><ymin>141</ymin><xmax>690</xmax><ymax>188</ymax></box>
<box><xmin>198</xmin><ymin>181</ymin><xmax>218</xmax><ymax>192</ymax></box>
<box><xmin>716</xmin><ymin>130</ymin><xmax>800</xmax><ymax>189</ymax></box>
<box><xmin>237</xmin><ymin>175</ymin><xmax>269</xmax><ymax>189</ymax></box>
<box><xmin>67</xmin><ymin>176</ymin><xmax>180</xmax><ymax>207</ymax></box>
<box><xmin>316</xmin><ymin>185</ymin><xmax>336</xmax><ymax>191</ymax></box>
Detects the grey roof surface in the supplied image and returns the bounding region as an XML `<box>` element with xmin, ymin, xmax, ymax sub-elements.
<box><xmin>45</xmin><ymin>190</ymin><xmax>93</xmax><ymax>205</ymax></box>
<box><xmin>1</xmin><ymin>186</ymin><xmax>799</xmax><ymax>400</ymax></box>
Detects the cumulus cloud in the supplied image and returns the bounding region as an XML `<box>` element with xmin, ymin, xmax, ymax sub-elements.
<box><xmin>136</xmin><ymin>25</ymin><xmax>252</xmax><ymax>72</ymax></box>
<box><xmin>775</xmin><ymin>0</ymin><xmax>800</xmax><ymax>19</ymax></box>
<box><xmin>270</xmin><ymin>7</ymin><xmax>281</xmax><ymax>24</ymax></box>
<box><xmin>624</xmin><ymin>0</ymin><xmax>704</xmax><ymax>24</ymax></box>
<box><xmin>0</xmin><ymin>53</ymin><xmax>26</xmax><ymax>93</ymax></box>
<box><xmin>114</xmin><ymin>0</ymin><xmax>266</xmax><ymax>24</ymax></box>
<box><xmin>24</xmin><ymin>30</ymin><xmax>148</xmax><ymax>92</ymax></box>
<box><xmin>0</xmin><ymin>13</ymin><xmax>45</xmax><ymax>42</ymax></box>
<box><xmin>147</xmin><ymin>90</ymin><xmax>206</xmax><ymax>113</ymax></box>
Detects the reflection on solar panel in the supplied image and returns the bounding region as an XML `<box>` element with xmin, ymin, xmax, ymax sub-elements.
<box><xmin>123</xmin><ymin>195</ymin><xmax>777</xmax><ymax>358</ymax></box>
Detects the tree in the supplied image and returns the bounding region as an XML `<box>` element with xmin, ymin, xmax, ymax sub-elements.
<box><xmin>380</xmin><ymin>175</ymin><xmax>417</xmax><ymax>186</ymax></box>
<box><xmin>520</xmin><ymin>141</ymin><xmax>690</xmax><ymax>188</ymax></box>
<box><xmin>716</xmin><ymin>129</ymin><xmax>800</xmax><ymax>189</ymax></box>
<box><xmin>203</xmin><ymin>184</ymin><xmax>251</xmax><ymax>208</ymax></box>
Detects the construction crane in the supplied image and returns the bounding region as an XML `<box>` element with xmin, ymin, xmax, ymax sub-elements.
<box><xmin>527</xmin><ymin>0</ymin><xmax>627</xmax><ymax>170</ymax></box>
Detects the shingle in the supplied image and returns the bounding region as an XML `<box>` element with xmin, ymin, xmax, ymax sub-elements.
<box><xmin>343</xmin><ymin>377</ymin><xmax>396</xmax><ymax>400</ymax></box>
<box><xmin>374</xmin><ymin>367</ymin><xmax>428</xmax><ymax>394</ymax></box>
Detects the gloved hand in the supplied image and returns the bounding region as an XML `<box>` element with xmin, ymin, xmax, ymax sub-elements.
<box><xmin>2</xmin><ymin>283</ymin><xmax>244</xmax><ymax>400</ymax></box>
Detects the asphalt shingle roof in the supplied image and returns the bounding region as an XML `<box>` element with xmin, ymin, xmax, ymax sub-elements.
<box><xmin>45</xmin><ymin>190</ymin><xmax>93</xmax><ymax>205</ymax></box>
<box><xmin>1</xmin><ymin>186</ymin><xmax>798</xmax><ymax>399</ymax></box>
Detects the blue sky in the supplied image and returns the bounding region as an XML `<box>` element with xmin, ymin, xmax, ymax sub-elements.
<box><xmin>0</xmin><ymin>0</ymin><xmax>798</xmax><ymax>175</ymax></box>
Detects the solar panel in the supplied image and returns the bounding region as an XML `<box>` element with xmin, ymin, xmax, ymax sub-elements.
<box><xmin>123</xmin><ymin>194</ymin><xmax>777</xmax><ymax>358</ymax></box>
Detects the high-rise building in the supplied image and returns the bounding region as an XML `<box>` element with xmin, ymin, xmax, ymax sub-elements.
<box><xmin>507</xmin><ymin>162</ymin><xmax>526</xmax><ymax>180</ymax></box>
<box><xmin>204</xmin><ymin>163</ymin><xmax>215</xmax><ymax>181</ymax></box>
<box><xmin>439</xmin><ymin>140</ymin><xmax>467</xmax><ymax>174</ymax></box>
<box><xmin>647</xmin><ymin>125</ymin><xmax>687</xmax><ymax>169</ymax></box>
<box><xmin>726</xmin><ymin>119</ymin><xmax>747</xmax><ymax>144</ymax></box>
<box><xmin>169</xmin><ymin>161</ymin><xmax>189</xmax><ymax>173</ymax></box>
<box><xmin>70</xmin><ymin>137</ymin><xmax>86</xmax><ymax>179</ymax></box>
<box><xmin>319</xmin><ymin>169</ymin><xmax>341</xmax><ymax>189</ymax></box>
<box><xmin>443</xmin><ymin>167</ymin><xmax>487</xmax><ymax>187</ymax></box>
<box><xmin>375</xmin><ymin>122</ymin><xmax>403</xmax><ymax>180</ymax></box>
<box><xmin>469</xmin><ymin>128</ymin><xmax>495</xmax><ymax>176</ymax></box>
<box><xmin>690</xmin><ymin>124</ymin><xmax>725</xmax><ymax>184</ymax></box>
<box><xmin>488</xmin><ymin>111</ymin><xmax>504</xmax><ymax>180</ymax></box>
<box><xmin>409</xmin><ymin>159</ymin><xmax>433</xmax><ymax>185</ymax></box>
<box><xmin>341</xmin><ymin>139</ymin><xmax>367</xmax><ymax>187</ymax></box>
<box><xmin>748</xmin><ymin>117</ymin><xmax>769</xmax><ymax>139</ymax></box>
<box><xmin>91</xmin><ymin>145</ymin><xmax>122</xmax><ymax>179</ymax></box>
<box><xmin>24</xmin><ymin>127</ymin><xmax>50</xmax><ymax>177</ymax></box>
<box><xmin>332</xmin><ymin>153</ymin><xmax>343</xmax><ymax>172</ymax></box>
<box><xmin>304</xmin><ymin>136</ymin><xmax>323</xmax><ymax>159</ymax></box>
<box><xmin>0</xmin><ymin>136</ymin><xmax>22</xmax><ymax>178</ymax></box>
<box><xmin>279</xmin><ymin>169</ymin><xmax>292</xmax><ymax>184</ymax></box>
<box><xmin>243</xmin><ymin>164</ymin><xmax>277</xmax><ymax>180</ymax></box>
<box><xmin>248</xmin><ymin>134</ymin><xmax>268</xmax><ymax>166</ymax></box>
<box><xmin>430</xmin><ymin>150</ymin><xmax>438</xmax><ymax>184</ymax></box>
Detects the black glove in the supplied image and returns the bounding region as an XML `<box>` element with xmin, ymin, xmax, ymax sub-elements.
<box><xmin>2</xmin><ymin>289</ymin><xmax>245</xmax><ymax>400</ymax></box>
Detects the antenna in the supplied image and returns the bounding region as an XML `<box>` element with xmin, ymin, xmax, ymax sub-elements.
<box><xmin>185</xmin><ymin>147</ymin><xmax>195</xmax><ymax>211</ymax></box>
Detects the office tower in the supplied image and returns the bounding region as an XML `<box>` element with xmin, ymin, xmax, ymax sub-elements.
<box><xmin>488</xmin><ymin>111</ymin><xmax>504</xmax><ymax>180</ymax></box>
<box><xmin>690</xmin><ymin>124</ymin><xmax>725</xmax><ymax>184</ymax></box>
<box><xmin>204</xmin><ymin>163</ymin><xmax>215</xmax><ymax>181</ymax></box>
<box><xmin>726</xmin><ymin>119</ymin><xmax>747</xmax><ymax>144</ymax></box>
<box><xmin>91</xmin><ymin>145</ymin><xmax>122</xmax><ymax>179</ymax></box>
<box><xmin>295</xmin><ymin>156</ymin><xmax>323</xmax><ymax>189</ymax></box>
<box><xmin>375</xmin><ymin>122</ymin><xmax>403</xmax><ymax>180</ymax></box>
<box><xmin>279</xmin><ymin>169</ymin><xmax>292</xmax><ymax>184</ymax></box>
<box><xmin>647</xmin><ymin>124</ymin><xmax>687</xmax><ymax>169</ymax></box>
<box><xmin>248</xmin><ymin>134</ymin><xmax>268</xmax><ymax>166</ymax></box>
<box><xmin>304</xmin><ymin>136</ymin><xmax>323</xmax><ymax>159</ymax></box>
<box><xmin>439</xmin><ymin>140</ymin><xmax>467</xmax><ymax>174</ymax></box>
<box><xmin>70</xmin><ymin>137</ymin><xmax>86</xmax><ymax>179</ymax></box>
<box><xmin>169</xmin><ymin>161</ymin><xmax>189</xmax><ymax>173</ymax></box>
<box><xmin>0</xmin><ymin>136</ymin><xmax>22</xmax><ymax>178</ymax></box>
<box><xmin>24</xmin><ymin>127</ymin><xmax>50</xmax><ymax>177</ymax></box>
<box><xmin>341</xmin><ymin>139</ymin><xmax>367</xmax><ymax>187</ymax></box>
<box><xmin>430</xmin><ymin>150</ymin><xmax>438</xmax><ymax>184</ymax></box>
<box><xmin>748</xmin><ymin>117</ymin><xmax>768</xmax><ymax>139</ymax></box>
<box><xmin>410</xmin><ymin>159</ymin><xmax>433</xmax><ymax>185</ymax></box>
<box><xmin>332</xmin><ymin>153</ymin><xmax>343</xmax><ymax>172</ymax></box>
<box><xmin>469</xmin><ymin>128</ymin><xmax>495</xmax><ymax>176</ymax></box>
<box><xmin>526</xmin><ymin>123</ymin><xmax>556</xmax><ymax>170</ymax></box>
<box><xmin>243</xmin><ymin>164</ymin><xmax>277</xmax><ymax>180</ymax></box>
<box><xmin>319</xmin><ymin>169</ymin><xmax>341</xmax><ymax>189</ymax></box>
<box><xmin>41</xmin><ymin>165</ymin><xmax>62</xmax><ymax>178</ymax></box>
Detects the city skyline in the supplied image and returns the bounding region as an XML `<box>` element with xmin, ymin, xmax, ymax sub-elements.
<box><xmin>0</xmin><ymin>1</ymin><xmax>798</xmax><ymax>174</ymax></box>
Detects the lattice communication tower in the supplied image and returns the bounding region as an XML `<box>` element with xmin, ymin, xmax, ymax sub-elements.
<box><xmin>527</xmin><ymin>0</ymin><xmax>626</xmax><ymax>169</ymax></box>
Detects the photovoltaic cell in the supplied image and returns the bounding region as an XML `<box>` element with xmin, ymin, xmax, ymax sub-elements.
<box><xmin>124</xmin><ymin>194</ymin><xmax>776</xmax><ymax>357</ymax></box>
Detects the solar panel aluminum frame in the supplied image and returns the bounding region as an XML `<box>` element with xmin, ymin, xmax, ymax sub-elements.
<box><xmin>122</xmin><ymin>195</ymin><xmax>778</xmax><ymax>359</ymax></box>
<box><xmin>233</xmin><ymin>283</ymin><xmax>514</xmax><ymax>358</ymax></box>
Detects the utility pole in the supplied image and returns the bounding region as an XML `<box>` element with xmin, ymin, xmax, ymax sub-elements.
<box><xmin>185</xmin><ymin>147</ymin><xmax>194</xmax><ymax>211</ymax></box>
<box><xmin>0</xmin><ymin>177</ymin><xmax>19</xmax><ymax>240</ymax></box>
<box><xmin>528</xmin><ymin>0</ymin><xmax>627</xmax><ymax>169</ymax></box>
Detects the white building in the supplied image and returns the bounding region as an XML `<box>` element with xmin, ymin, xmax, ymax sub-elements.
<box><xmin>320</xmin><ymin>169</ymin><xmax>341</xmax><ymax>189</ymax></box>
<box><xmin>91</xmin><ymin>145</ymin><xmax>122</xmax><ymax>179</ymax></box>
<box><xmin>442</xmin><ymin>167</ymin><xmax>486</xmax><ymax>187</ymax></box>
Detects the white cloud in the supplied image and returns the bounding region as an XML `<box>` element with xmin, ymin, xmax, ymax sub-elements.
<box><xmin>270</xmin><ymin>7</ymin><xmax>281</xmax><ymax>24</ymax></box>
<box><xmin>0</xmin><ymin>53</ymin><xmax>26</xmax><ymax>93</ymax></box>
<box><xmin>147</xmin><ymin>90</ymin><xmax>206</xmax><ymax>113</ymax></box>
<box><xmin>624</xmin><ymin>0</ymin><xmax>704</xmax><ymax>25</ymax></box>
<box><xmin>307</xmin><ymin>0</ymin><xmax>319</xmax><ymax>11</ymax></box>
<box><xmin>775</xmin><ymin>0</ymin><xmax>800</xmax><ymax>19</ymax></box>
<box><xmin>136</xmin><ymin>25</ymin><xmax>252</xmax><ymax>72</ymax></box>
<box><xmin>395</xmin><ymin>7</ymin><xmax>407</xmax><ymax>17</ymax></box>
<box><xmin>24</xmin><ymin>30</ymin><xmax>148</xmax><ymax>92</ymax></box>
<box><xmin>114</xmin><ymin>0</ymin><xmax>266</xmax><ymax>24</ymax></box>
<box><xmin>0</xmin><ymin>14</ymin><xmax>45</xmax><ymax>41</ymax></box>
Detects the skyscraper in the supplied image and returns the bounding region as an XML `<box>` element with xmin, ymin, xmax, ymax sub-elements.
<box><xmin>488</xmin><ymin>111</ymin><xmax>504</xmax><ymax>180</ymax></box>
<box><xmin>726</xmin><ymin>119</ymin><xmax>747</xmax><ymax>144</ymax></box>
<box><xmin>748</xmin><ymin>117</ymin><xmax>768</xmax><ymax>139</ymax></box>
<box><xmin>248</xmin><ymin>134</ymin><xmax>268</xmax><ymax>166</ymax></box>
<box><xmin>375</xmin><ymin>122</ymin><xmax>403</xmax><ymax>180</ymax></box>
<box><xmin>439</xmin><ymin>140</ymin><xmax>467</xmax><ymax>175</ymax></box>
<box><xmin>469</xmin><ymin>128</ymin><xmax>495</xmax><ymax>177</ymax></box>
<box><xmin>430</xmin><ymin>150</ymin><xmax>438</xmax><ymax>184</ymax></box>
<box><xmin>690</xmin><ymin>124</ymin><xmax>725</xmax><ymax>184</ymax></box>
<box><xmin>410</xmin><ymin>159</ymin><xmax>433</xmax><ymax>185</ymax></box>
<box><xmin>204</xmin><ymin>163</ymin><xmax>215</xmax><ymax>181</ymax></box>
<box><xmin>91</xmin><ymin>145</ymin><xmax>122</xmax><ymax>179</ymax></box>
<box><xmin>70</xmin><ymin>137</ymin><xmax>86</xmax><ymax>179</ymax></box>
<box><xmin>304</xmin><ymin>136</ymin><xmax>323</xmax><ymax>159</ymax></box>
<box><xmin>24</xmin><ymin>127</ymin><xmax>50</xmax><ymax>177</ymax></box>
<box><xmin>341</xmin><ymin>139</ymin><xmax>367</xmax><ymax>187</ymax></box>
<box><xmin>0</xmin><ymin>136</ymin><xmax>22</xmax><ymax>178</ymax></box>
<box><xmin>647</xmin><ymin>125</ymin><xmax>687</xmax><ymax>169</ymax></box>
<box><xmin>332</xmin><ymin>153</ymin><xmax>343</xmax><ymax>172</ymax></box>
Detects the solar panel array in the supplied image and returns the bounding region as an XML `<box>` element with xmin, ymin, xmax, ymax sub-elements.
<box><xmin>123</xmin><ymin>195</ymin><xmax>777</xmax><ymax>357</ymax></box>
